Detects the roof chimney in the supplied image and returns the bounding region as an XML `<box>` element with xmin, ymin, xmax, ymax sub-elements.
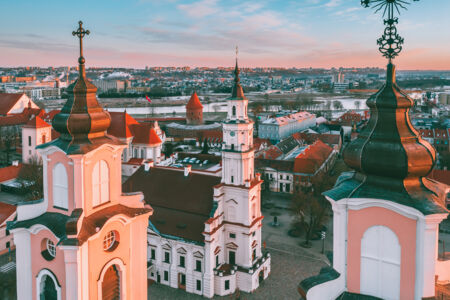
<box><xmin>144</xmin><ymin>160</ymin><xmax>154</xmax><ymax>171</ymax></box>
<box><xmin>184</xmin><ymin>165</ymin><xmax>192</xmax><ymax>177</ymax></box>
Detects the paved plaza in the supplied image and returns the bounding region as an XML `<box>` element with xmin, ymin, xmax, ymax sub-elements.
<box><xmin>148</xmin><ymin>194</ymin><xmax>332</xmax><ymax>299</ymax></box>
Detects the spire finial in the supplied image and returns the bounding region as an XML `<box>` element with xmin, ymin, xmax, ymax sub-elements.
<box><xmin>234</xmin><ymin>46</ymin><xmax>240</xmax><ymax>84</ymax></box>
<box><xmin>72</xmin><ymin>21</ymin><xmax>90</xmax><ymax>76</ymax></box>
<box><xmin>362</xmin><ymin>0</ymin><xmax>419</xmax><ymax>61</ymax></box>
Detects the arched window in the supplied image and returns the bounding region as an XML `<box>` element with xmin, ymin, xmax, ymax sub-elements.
<box><xmin>360</xmin><ymin>225</ymin><xmax>400</xmax><ymax>300</ymax></box>
<box><xmin>53</xmin><ymin>163</ymin><xmax>68</xmax><ymax>209</ymax></box>
<box><xmin>232</xmin><ymin>106</ymin><xmax>236</xmax><ymax>116</ymax></box>
<box><xmin>92</xmin><ymin>160</ymin><xmax>109</xmax><ymax>207</ymax></box>
<box><xmin>37</xmin><ymin>269</ymin><xmax>61</xmax><ymax>300</ymax></box>
<box><xmin>42</xmin><ymin>134</ymin><xmax>46</xmax><ymax>144</ymax></box>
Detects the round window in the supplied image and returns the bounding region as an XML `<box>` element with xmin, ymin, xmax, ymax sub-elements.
<box><xmin>41</xmin><ymin>238</ymin><xmax>56</xmax><ymax>261</ymax></box>
<box><xmin>103</xmin><ymin>230</ymin><xmax>120</xmax><ymax>252</ymax></box>
<box><xmin>230</xmin><ymin>131</ymin><xmax>235</xmax><ymax>137</ymax></box>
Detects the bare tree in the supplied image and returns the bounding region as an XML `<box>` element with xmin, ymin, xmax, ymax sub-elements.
<box><xmin>332</xmin><ymin>100</ymin><xmax>343</xmax><ymax>110</ymax></box>
<box><xmin>17</xmin><ymin>157</ymin><xmax>44</xmax><ymax>201</ymax></box>
<box><xmin>354</xmin><ymin>100</ymin><xmax>361</xmax><ymax>110</ymax></box>
<box><xmin>291</xmin><ymin>172</ymin><xmax>334</xmax><ymax>248</ymax></box>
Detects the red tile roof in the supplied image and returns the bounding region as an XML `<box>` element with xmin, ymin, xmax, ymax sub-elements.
<box><xmin>255</xmin><ymin>145</ymin><xmax>282</xmax><ymax>160</ymax></box>
<box><xmin>131</xmin><ymin>125</ymin><xmax>162</xmax><ymax>145</ymax></box>
<box><xmin>293</xmin><ymin>140</ymin><xmax>333</xmax><ymax>174</ymax></box>
<box><xmin>123</xmin><ymin>166</ymin><xmax>221</xmax><ymax>243</ymax></box>
<box><xmin>24</xmin><ymin>116</ymin><xmax>51</xmax><ymax>128</ymax></box>
<box><xmin>0</xmin><ymin>93</ymin><xmax>25</xmax><ymax>115</ymax></box>
<box><xmin>428</xmin><ymin>169</ymin><xmax>450</xmax><ymax>186</ymax></box>
<box><xmin>125</xmin><ymin>158</ymin><xmax>145</xmax><ymax>165</ymax></box>
<box><xmin>0</xmin><ymin>164</ymin><xmax>22</xmax><ymax>183</ymax></box>
<box><xmin>0</xmin><ymin>108</ymin><xmax>43</xmax><ymax>126</ymax></box>
<box><xmin>186</xmin><ymin>92</ymin><xmax>203</xmax><ymax>110</ymax></box>
<box><xmin>108</xmin><ymin>111</ymin><xmax>139</xmax><ymax>139</ymax></box>
<box><xmin>42</xmin><ymin>110</ymin><xmax>60</xmax><ymax>123</ymax></box>
<box><xmin>0</xmin><ymin>202</ymin><xmax>16</xmax><ymax>225</ymax></box>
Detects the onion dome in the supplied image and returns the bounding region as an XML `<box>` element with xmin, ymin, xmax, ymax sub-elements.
<box><xmin>51</xmin><ymin>21</ymin><xmax>122</xmax><ymax>154</ymax></box>
<box><xmin>343</xmin><ymin>63</ymin><xmax>435</xmax><ymax>179</ymax></box>
<box><xmin>229</xmin><ymin>59</ymin><xmax>246</xmax><ymax>100</ymax></box>
<box><xmin>186</xmin><ymin>92</ymin><xmax>203</xmax><ymax>109</ymax></box>
<box><xmin>325</xmin><ymin>63</ymin><xmax>445</xmax><ymax>215</ymax></box>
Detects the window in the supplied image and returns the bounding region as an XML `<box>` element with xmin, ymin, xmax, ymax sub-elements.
<box><xmin>231</xmin><ymin>176</ymin><xmax>234</xmax><ymax>183</ymax></box>
<box><xmin>196</xmin><ymin>280</ymin><xmax>201</xmax><ymax>291</ymax></box>
<box><xmin>53</xmin><ymin>163</ymin><xmax>68</xmax><ymax>209</ymax></box>
<box><xmin>252</xmin><ymin>249</ymin><xmax>256</xmax><ymax>261</ymax></box>
<box><xmin>252</xmin><ymin>203</ymin><xmax>256</xmax><ymax>219</ymax></box>
<box><xmin>164</xmin><ymin>251</ymin><xmax>170</xmax><ymax>263</ymax></box>
<box><xmin>279</xmin><ymin>175</ymin><xmax>282</xmax><ymax>179</ymax></box>
<box><xmin>134</xmin><ymin>148</ymin><xmax>137</xmax><ymax>157</ymax></box>
<box><xmin>215</xmin><ymin>255</ymin><xmax>219</xmax><ymax>267</ymax></box>
<box><xmin>195</xmin><ymin>260</ymin><xmax>202</xmax><ymax>272</ymax></box>
<box><xmin>164</xmin><ymin>271</ymin><xmax>169</xmax><ymax>281</ymax></box>
<box><xmin>41</xmin><ymin>238</ymin><xmax>56</xmax><ymax>261</ymax></box>
<box><xmin>28</xmin><ymin>136</ymin><xmax>31</xmax><ymax>146</ymax></box>
<box><xmin>103</xmin><ymin>230</ymin><xmax>119</xmax><ymax>251</ymax></box>
<box><xmin>229</xmin><ymin>251</ymin><xmax>236</xmax><ymax>265</ymax></box>
<box><xmin>92</xmin><ymin>160</ymin><xmax>109</xmax><ymax>206</ymax></box>
<box><xmin>229</xmin><ymin>233</ymin><xmax>236</xmax><ymax>239</ymax></box>
<box><xmin>232</xmin><ymin>106</ymin><xmax>236</xmax><ymax>116</ymax></box>
<box><xmin>225</xmin><ymin>280</ymin><xmax>230</xmax><ymax>290</ymax></box>
<box><xmin>151</xmin><ymin>248</ymin><xmax>156</xmax><ymax>260</ymax></box>
<box><xmin>141</xmin><ymin>149</ymin><xmax>145</xmax><ymax>159</ymax></box>
<box><xmin>179</xmin><ymin>255</ymin><xmax>185</xmax><ymax>267</ymax></box>
<box><xmin>42</xmin><ymin>134</ymin><xmax>46</xmax><ymax>144</ymax></box>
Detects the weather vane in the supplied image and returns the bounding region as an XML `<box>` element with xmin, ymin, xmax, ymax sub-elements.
<box><xmin>361</xmin><ymin>0</ymin><xmax>419</xmax><ymax>61</ymax></box>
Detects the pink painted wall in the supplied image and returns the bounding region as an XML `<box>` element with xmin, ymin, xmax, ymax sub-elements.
<box><xmin>85</xmin><ymin>214</ymin><xmax>149</xmax><ymax>299</ymax></box>
<box><xmin>347</xmin><ymin>206</ymin><xmax>416</xmax><ymax>300</ymax></box>
<box><xmin>31</xmin><ymin>229</ymin><xmax>66</xmax><ymax>300</ymax></box>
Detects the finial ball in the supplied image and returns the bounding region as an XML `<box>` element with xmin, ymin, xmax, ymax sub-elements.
<box><xmin>78</xmin><ymin>57</ymin><xmax>85</xmax><ymax>64</ymax></box>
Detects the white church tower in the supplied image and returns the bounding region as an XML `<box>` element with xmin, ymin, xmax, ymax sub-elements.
<box><xmin>217</xmin><ymin>55</ymin><xmax>269</xmax><ymax>291</ymax></box>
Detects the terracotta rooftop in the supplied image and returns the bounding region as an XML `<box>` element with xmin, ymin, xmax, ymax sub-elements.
<box><xmin>131</xmin><ymin>125</ymin><xmax>162</xmax><ymax>145</ymax></box>
<box><xmin>24</xmin><ymin>116</ymin><xmax>51</xmax><ymax>128</ymax></box>
<box><xmin>0</xmin><ymin>164</ymin><xmax>22</xmax><ymax>183</ymax></box>
<box><xmin>108</xmin><ymin>111</ymin><xmax>139</xmax><ymax>139</ymax></box>
<box><xmin>0</xmin><ymin>202</ymin><xmax>16</xmax><ymax>225</ymax></box>
<box><xmin>0</xmin><ymin>93</ymin><xmax>25</xmax><ymax>115</ymax></box>
<box><xmin>294</xmin><ymin>140</ymin><xmax>333</xmax><ymax>174</ymax></box>
<box><xmin>186</xmin><ymin>92</ymin><xmax>203</xmax><ymax>110</ymax></box>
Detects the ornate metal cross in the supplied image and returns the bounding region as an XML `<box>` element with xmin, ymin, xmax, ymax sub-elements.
<box><xmin>361</xmin><ymin>0</ymin><xmax>419</xmax><ymax>61</ymax></box>
<box><xmin>72</xmin><ymin>21</ymin><xmax>90</xmax><ymax>63</ymax></box>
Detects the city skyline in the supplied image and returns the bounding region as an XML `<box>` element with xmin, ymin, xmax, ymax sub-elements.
<box><xmin>1</xmin><ymin>0</ymin><xmax>450</xmax><ymax>70</ymax></box>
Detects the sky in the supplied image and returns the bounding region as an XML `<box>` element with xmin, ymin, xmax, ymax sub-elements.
<box><xmin>1</xmin><ymin>0</ymin><xmax>449</xmax><ymax>69</ymax></box>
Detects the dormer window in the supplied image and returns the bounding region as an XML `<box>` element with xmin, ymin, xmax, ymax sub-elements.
<box><xmin>92</xmin><ymin>160</ymin><xmax>109</xmax><ymax>207</ymax></box>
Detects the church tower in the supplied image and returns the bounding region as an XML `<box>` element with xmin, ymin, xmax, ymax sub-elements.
<box><xmin>299</xmin><ymin>2</ymin><xmax>449</xmax><ymax>299</ymax></box>
<box><xmin>8</xmin><ymin>21</ymin><xmax>152</xmax><ymax>300</ymax></box>
<box><xmin>186</xmin><ymin>91</ymin><xmax>203</xmax><ymax>125</ymax></box>
<box><xmin>220</xmin><ymin>54</ymin><xmax>267</xmax><ymax>281</ymax></box>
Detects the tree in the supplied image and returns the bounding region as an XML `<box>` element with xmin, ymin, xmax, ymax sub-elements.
<box><xmin>201</xmin><ymin>138</ymin><xmax>209</xmax><ymax>154</ymax></box>
<box><xmin>333</xmin><ymin>100</ymin><xmax>343</xmax><ymax>110</ymax></box>
<box><xmin>251</xmin><ymin>104</ymin><xmax>263</xmax><ymax>136</ymax></box>
<box><xmin>17</xmin><ymin>157</ymin><xmax>44</xmax><ymax>201</ymax></box>
<box><xmin>162</xmin><ymin>143</ymin><xmax>174</xmax><ymax>158</ymax></box>
<box><xmin>354</xmin><ymin>100</ymin><xmax>361</xmax><ymax>110</ymax></box>
<box><xmin>291</xmin><ymin>172</ymin><xmax>334</xmax><ymax>248</ymax></box>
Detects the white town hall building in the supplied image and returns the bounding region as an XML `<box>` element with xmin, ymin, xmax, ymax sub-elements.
<box><xmin>123</xmin><ymin>59</ymin><xmax>271</xmax><ymax>298</ymax></box>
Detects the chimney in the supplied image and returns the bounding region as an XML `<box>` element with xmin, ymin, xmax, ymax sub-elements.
<box><xmin>144</xmin><ymin>160</ymin><xmax>154</xmax><ymax>171</ymax></box>
<box><xmin>12</xmin><ymin>160</ymin><xmax>19</xmax><ymax>167</ymax></box>
<box><xmin>184</xmin><ymin>165</ymin><xmax>192</xmax><ymax>177</ymax></box>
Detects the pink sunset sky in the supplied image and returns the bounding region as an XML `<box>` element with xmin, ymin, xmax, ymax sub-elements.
<box><xmin>1</xmin><ymin>0</ymin><xmax>449</xmax><ymax>70</ymax></box>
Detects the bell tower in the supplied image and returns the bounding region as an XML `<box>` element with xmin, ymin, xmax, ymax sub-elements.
<box><xmin>9</xmin><ymin>21</ymin><xmax>152</xmax><ymax>300</ymax></box>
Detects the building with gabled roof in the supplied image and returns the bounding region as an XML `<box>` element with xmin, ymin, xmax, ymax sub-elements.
<box><xmin>108</xmin><ymin>111</ymin><xmax>165</xmax><ymax>163</ymax></box>
<box><xmin>0</xmin><ymin>93</ymin><xmax>39</xmax><ymax>116</ymax></box>
<box><xmin>123</xmin><ymin>58</ymin><xmax>270</xmax><ymax>298</ymax></box>
<box><xmin>21</xmin><ymin>116</ymin><xmax>52</xmax><ymax>163</ymax></box>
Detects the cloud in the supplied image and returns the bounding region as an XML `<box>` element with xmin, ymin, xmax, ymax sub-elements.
<box><xmin>177</xmin><ymin>0</ymin><xmax>219</xmax><ymax>18</ymax></box>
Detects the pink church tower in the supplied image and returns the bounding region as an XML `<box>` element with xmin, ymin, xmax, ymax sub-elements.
<box><xmin>299</xmin><ymin>2</ymin><xmax>449</xmax><ymax>299</ymax></box>
<box><xmin>8</xmin><ymin>21</ymin><xmax>152</xmax><ymax>300</ymax></box>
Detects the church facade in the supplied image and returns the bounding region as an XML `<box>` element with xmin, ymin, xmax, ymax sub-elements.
<box><xmin>8</xmin><ymin>22</ymin><xmax>152</xmax><ymax>300</ymax></box>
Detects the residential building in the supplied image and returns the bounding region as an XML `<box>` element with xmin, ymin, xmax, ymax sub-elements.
<box><xmin>258</xmin><ymin>111</ymin><xmax>316</xmax><ymax>141</ymax></box>
<box><xmin>21</xmin><ymin>116</ymin><xmax>51</xmax><ymax>163</ymax></box>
